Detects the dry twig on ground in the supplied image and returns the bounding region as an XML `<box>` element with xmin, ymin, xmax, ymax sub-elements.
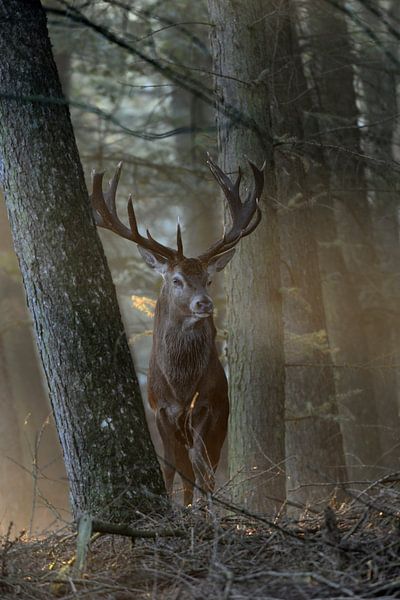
<box><xmin>0</xmin><ymin>480</ymin><xmax>400</xmax><ymax>599</ymax></box>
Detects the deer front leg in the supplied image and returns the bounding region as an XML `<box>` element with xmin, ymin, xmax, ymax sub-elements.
<box><xmin>155</xmin><ymin>407</ymin><xmax>176</xmax><ymax>497</ymax></box>
<box><xmin>188</xmin><ymin>406</ymin><xmax>215</xmax><ymax>502</ymax></box>
<box><xmin>189</xmin><ymin>440</ymin><xmax>214</xmax><ymax>504</ymax></box>
<box><xmin>174</xmin><ymin>440</ymin><xmax>195</xmax><ymax>506</ymax></box>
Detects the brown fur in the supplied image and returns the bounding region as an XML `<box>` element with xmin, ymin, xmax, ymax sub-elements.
<box><xmin>148</xmin><ymin>260</ymin><xmax>229</xmax><ymax>505</ymax></box>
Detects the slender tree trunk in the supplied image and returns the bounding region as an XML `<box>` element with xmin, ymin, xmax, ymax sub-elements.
<box><xmin>208</xmin><ymin>0</ymin><xmax>286</xmax><ymax>513</ymax></box>
<box><xmin>0</xmin><ymin>0</ymin><xmax>165</xmax><ymax>521</ymax></box>
<box><xmin>263</xmin><ymin>1</ymin><xmax>347</xmax><ymax>507</ymax></box>
<box><xmin>358</xmin><ymin>0</ymin><xmax>400</xmax><ymax>437</ymax></box>
<box><xmin>293</xmin><ymin>13</ymin><xmax>383</xmax><ymax>481</ymax></box>
<box><xmin>313</xmin><ymin>194</ymin><xmax>384</xmax><ymax>480</ymax></box>
<box><xmin>305</xmin><ymin>0</ymin><xmax>400</xmax><ymax>472</ymax></box>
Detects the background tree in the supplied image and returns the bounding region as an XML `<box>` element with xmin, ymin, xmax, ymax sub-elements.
<box><xmin>272</xmin><ymin>1</ymin><xmax>347</xmax><ymax>507</ymax></box>
<box><xmin>0</xmin><ymin>0</ymin><xmax>164</xmax><ymax>522</ymax></box>
<box><xmin>208</xmin><ymin>0</ymin><xmax>349</xmax><ymax>510</ymax></box>
<box><xmin>356</xmin><ymin>0</ymin><xmax>400</xmax><ymax>468</ymax></box>
<box><xmin>294</xmin><ymin>1</ymin><xmax>384</xmax><ymax>482</ymax></box>
<box><xmin>207</xmin><ymin>0</ymin><xmax>286</xmax><ymax>513</ymax></box>
<box><xmin>303</xmin><ymin>0</ymin><xmax>400</xmax><ymax>474</ymax></box>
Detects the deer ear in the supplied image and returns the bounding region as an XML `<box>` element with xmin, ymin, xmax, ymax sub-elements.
<box><xmin>137</xmin><ymin>246</ymin><xmax>169</xmax><ymax>274</ymax></box>
<box><xmin>207</xmin><ymin>248</ymin><xmax>236</xmax><ymax>275</ymax></box>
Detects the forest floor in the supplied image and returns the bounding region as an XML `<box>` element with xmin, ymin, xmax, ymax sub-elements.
<box><xmin>1</xmin><ymin>475</ymin><xmax>400</xmax><ymax>599</ymax></box>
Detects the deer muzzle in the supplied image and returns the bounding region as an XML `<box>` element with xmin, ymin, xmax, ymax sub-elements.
<box><xmin>190</xmin><ymin>295</ymin><xmax>213</xmax><ymax>317</ymax></box>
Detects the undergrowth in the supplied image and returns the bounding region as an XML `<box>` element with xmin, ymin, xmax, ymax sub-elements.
<box><xmin>1</xmin><ymin>476</ymin><xmax>400</xmax><ymax>599</ymax></box>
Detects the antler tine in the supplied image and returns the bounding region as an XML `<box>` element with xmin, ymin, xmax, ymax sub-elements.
<box><xmin>206</xmin><ymin>156</ymin><xmax>261</xmax><ymax>239</ymax></box>
<box><xmin>105</xmin><ymin>161</ymin><xmax>123</xmax><ymax>215</ymax></box>
<box><xmin>198</xmin><ymin>156</ymin><xmax>265</xmax><ymax>263</ymax></box>
<box><xmin>125</xmin><ymin>196</ymin><xmax>176</xmax><ymax>259</ymax></box>
<box><xmin>176</xmin><ymin>219</ymin><xmax>184</xmax><ymax>258</ymax></box>
<box><xmin>206</xmin><ymin>154</ymin><xmax>242</xmax><ymax>215</ymax></box>
<box><xmin>145</xmin><ymin>228</ymin><xmax>178</xmax><ymax>260</ymax></box>
<box><xmin>126</xmin><ymin>194</ymin><xmax>144</xmax><ymax>241</ymax></box>
<box><xmin>91</xmin><ymin>166</ymin><xmax>133</xmax><ymax>241</ymax></box>
<box><xmin>230</xmin><ymin>159</ymin><xmax>264</xmax><ymax>239</ymax></box>
<box><xmin>91</xmin><ymin>163</ymin><xmax>180</xmax><ymax>260</ymax></box>
<box><xmin>247</xmin><ymin>159</ymin><xmax>265</xmax><ymax>204</ymax></box>
<box><xmin>91</xmin><ymin>170</ymin><xmax>105</xmax><ymax>227</ymax></box>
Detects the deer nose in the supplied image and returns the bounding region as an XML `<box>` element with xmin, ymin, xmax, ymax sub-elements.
<box><xmin>192</xmin><ymin>296</ymin><xmax>213</xmax><ymax>315</ymax></box>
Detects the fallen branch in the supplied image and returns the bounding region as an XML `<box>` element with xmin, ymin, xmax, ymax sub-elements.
<box><xmin>91</xmin><ymin>518</ymin><xmax>186</xmax><ymax>539</ymax></box>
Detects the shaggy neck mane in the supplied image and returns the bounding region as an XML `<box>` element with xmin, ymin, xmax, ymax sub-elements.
<box><xmin>153</xmin><ymin>293</ymin><xmax>215</xmax><ymax>394</ymax></box>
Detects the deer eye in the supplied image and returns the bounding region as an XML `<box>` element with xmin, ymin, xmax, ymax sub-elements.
<box><xmin>172</xmin><ymin>277</ymin><xmax>183</xmax><ymax>287</ymax></box>
<box><xmin>207</xmin><ymin>280</ymin><xmax>212</xmax><ymax>287</ymax></box>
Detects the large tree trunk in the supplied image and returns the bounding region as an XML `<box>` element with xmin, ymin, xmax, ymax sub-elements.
<box><xmin>0</xmin><ymin>0</ymin><xmax>165</xmax><ymax>522</ymax></box>
<box><xmin>208</xmin><ymin>0</ymin><xmax>286</xmax><ymax>513</ymax></box>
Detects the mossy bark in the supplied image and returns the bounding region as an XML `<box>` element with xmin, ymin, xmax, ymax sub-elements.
<box><xmin>0</xmin><ymin>0</ymin><xmax>165</xmax><ymax>521</ymax></box>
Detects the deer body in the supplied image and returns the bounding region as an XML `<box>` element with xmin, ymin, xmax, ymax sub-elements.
<box><xmin>91</xmin><ymin>157</ymin><xmax>264</xmax><ymax>505</ymax></box>
<box><xmin>147</xmin><ymin>259</ymin><xmax>229</xmax><ymax>504</ymax></box>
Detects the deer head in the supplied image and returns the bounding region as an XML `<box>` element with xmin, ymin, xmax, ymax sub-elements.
<box><xmin>91</xmin><ymin>156</ymin><xmax>264</xmax><ymax>323</ymax></box>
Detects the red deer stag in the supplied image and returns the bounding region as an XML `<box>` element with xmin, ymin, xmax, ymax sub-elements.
<box><xmin>91</xmin><ymin>156</ymin><xmax>264</xmax><ymax>505</ymax></box>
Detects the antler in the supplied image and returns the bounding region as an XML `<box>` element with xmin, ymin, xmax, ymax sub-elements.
<box><xmin>198</xmin><ymin>155</ymin><xmax>265</xmax><ymax>263</ymax></box>
<box><xmin>91</xmin><ymin>162</ymin><xmax>184</xmax><ymax>261</ymax></box>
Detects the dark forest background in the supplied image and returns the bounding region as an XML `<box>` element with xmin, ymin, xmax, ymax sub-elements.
<box><xmin>0</xmin><ymin>0</ymin><xmax>399</xmax><ymax>533</ymax></box>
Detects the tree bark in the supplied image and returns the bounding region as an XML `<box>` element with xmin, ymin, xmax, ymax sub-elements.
<box><xmin>208</xmin><ymin>0</ymin><xmax>286</xmax><ymax>513</ymax></box>
<box><xmin>0</xmin><ymin>0</ymin><xmax>165</xmax><ymax>521</ymax></box>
